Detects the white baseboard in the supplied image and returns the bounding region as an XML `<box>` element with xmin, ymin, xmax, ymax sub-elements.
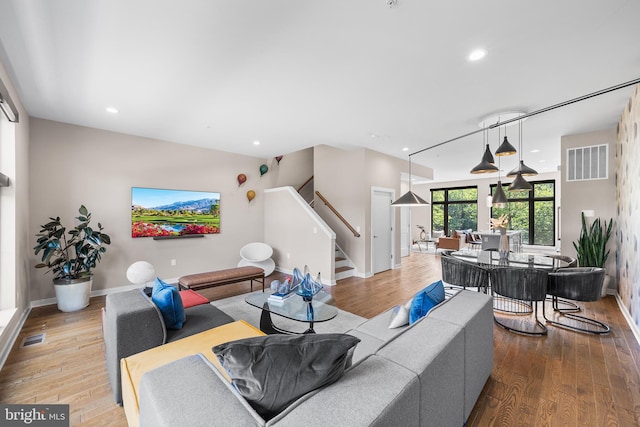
<box><xmin>0</xmin><ymin>307</ymin><xmax>31</xmax><ymax>372</ymax></box>
<box><xmin>615</xmin><ymin>293</ymin><xmax>640</xmax><ymax>346</ymax></box>
<box><xmin>354</xmin><ymin>271</ymin><xmax>373</xmax><ymax>279</ymax></box>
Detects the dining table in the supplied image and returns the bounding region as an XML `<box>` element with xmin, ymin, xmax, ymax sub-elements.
<box><xmin>446</xmin><ymin>248</ymin><xmax>569</xmax><ymax>270</ymax></box>
<box><xmin>444</xmin><ymin>249</ymin><xmax>570</xmax><ymax>316</ymax></box>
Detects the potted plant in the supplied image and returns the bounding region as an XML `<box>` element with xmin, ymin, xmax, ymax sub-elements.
<box><xmin>572</xmin><ymin>212</ymin><xmax>613</xmax><ymax>297</ymax></box>
<box><xmin>34</xmin><ymin>205</ymin><xmax>111</xmax><ymax>312</ymax></box>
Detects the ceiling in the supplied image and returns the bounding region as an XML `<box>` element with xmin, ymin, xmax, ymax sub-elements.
<box><xmin>1</xmin><ymin>0</ymin><xmax>639</xmax><ymax>182</ymax></box>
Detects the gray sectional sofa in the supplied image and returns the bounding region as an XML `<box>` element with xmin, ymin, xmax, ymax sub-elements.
<box><xmin>103</xmin><ymin>288</ymin><xmax>235</xmax><ymax>404</ymax></box>
<box><xmin>138</xmin><ymin>290</ymin><xmax>494</xmax><ymax>427</ymax></box>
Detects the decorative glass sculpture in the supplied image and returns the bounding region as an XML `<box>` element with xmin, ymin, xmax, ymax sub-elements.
<box><xmin>291</xmin><ymin>266</ymin><xmax>323</xmax><ymax>322</ymax></box>
<box><xmin>270</xmin><ymin>277</ymin><xmax>295</xmax><ymax>294</ymax></box>
<box><xmin>295</xmin><ymin>268</ymin><xmax>323</xmax><ymax>301</ymax></box>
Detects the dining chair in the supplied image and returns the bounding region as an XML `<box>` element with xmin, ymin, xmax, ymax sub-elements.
<box><xmin>543</xmin><ymin>267</ymin><xmax>610</xmax><ymax>334</ymax></box>
<box><xmin>441</xmin><ymin>254</ymin><xmax>490</xmax><ymax>294</ymax></box>
<box><xmin>489</xmin><ymin>267</ymin><xmax>549</xmax><ymax>336</ymax></box>
<box><xmin>541</xmin><ymin>254</ymin><xmax>580</xmax><ymax>312</ymax></box>
<box><xmin>545</xmin><ymin>254</ymin><xmax>578</xmax><ymax>269</ymax></box>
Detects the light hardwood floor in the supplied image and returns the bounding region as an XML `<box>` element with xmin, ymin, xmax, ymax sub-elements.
<box><xmin>1</xmin><ymin>253</ymin><xmax>639</xmax><ymax>426</ymax></box>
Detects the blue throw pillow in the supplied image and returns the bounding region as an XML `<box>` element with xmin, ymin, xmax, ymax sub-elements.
<box><xmin>152</xmin><ymin>278</ymin><xmax>185</xmax><ymax>329</ymax></box>
<box><xmin>409</xmin><ymin>280</ymin><xmax>445</xmax><ymax>324</ymax></box>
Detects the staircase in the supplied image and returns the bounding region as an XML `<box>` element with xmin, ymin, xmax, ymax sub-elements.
<box><xmin>335</xmin><ymin>246</ymin><xmax>355</xmax><ymax>281</ymax></box>
<box><xmin>296</xmin><ymin>176</ymin><xmax>357</xmax><ymax>283</ymax></box>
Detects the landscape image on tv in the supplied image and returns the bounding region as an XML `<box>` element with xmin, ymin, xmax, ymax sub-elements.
<box><xmin>131</xmin><ymin>187</ymin><xmax>221</xmax><ymax>238</ymax></box>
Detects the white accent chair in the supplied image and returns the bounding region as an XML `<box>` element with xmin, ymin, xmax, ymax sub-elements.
<box><xmin>238</xmin><ymin>242</ymin><xmax>275</xmax><ymax>276</ymax></box>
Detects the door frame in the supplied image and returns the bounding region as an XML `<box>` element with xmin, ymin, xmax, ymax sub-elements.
<box><xmin>370</xmin><ymin>186</ymin><xmax>396</xmax><ymax>274</ymax></box>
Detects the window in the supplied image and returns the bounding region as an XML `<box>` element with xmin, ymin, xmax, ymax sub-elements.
<box><xmin>567</xmin><ymin>144</ymin><xmax>608</xmax><ymax>181</ymax></box>
<box><xmin>0</xmin><ymin>104</ymin><xmax>16</xmax><ymax>311</ymax></box>
<box><xmin>490</xmin><ymin>180</ymin><xmax>556</xmax><ymax>246</ymax></box>
<box><xmin>431</xmin><ymin>186</ymin><xmax>478</xmax><ymax>236</ymax></box>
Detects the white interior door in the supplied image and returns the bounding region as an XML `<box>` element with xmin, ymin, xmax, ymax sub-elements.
<box><xmin>372</xmin><ymin>189</ymin><xmax>393</xmax><ymax>274</ymax></box>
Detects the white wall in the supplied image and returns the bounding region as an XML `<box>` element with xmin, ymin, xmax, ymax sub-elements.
<box><xmin>560</xmin><ymin>128</ymin><xmax>616</xmax><ymax>278</ymax></box>
<box><xmin>0</xmin><ymin>59</ymin><xmax>31</xmax><ymax>363</ymax></box>
<box><xmin>264</xmin><ymin>187</ymin><xmax>335</xmax><ymax>283</ymax></box>
<box><xmin>29</xmin><ymin>119</ymin><xmax>313</xmax><ymax>301</ymax></box>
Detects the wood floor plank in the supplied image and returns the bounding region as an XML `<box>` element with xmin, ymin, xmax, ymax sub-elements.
<box><xmin>0</xmin><ymin>252</ymin><xmax>639</xmax><ymax>426</ymax></box>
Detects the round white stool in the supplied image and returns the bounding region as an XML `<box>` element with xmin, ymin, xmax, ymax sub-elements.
<box><xmin>238</xmin><ymin>242</ymin><xmax>275</xmax><ymax>276</ymax></box>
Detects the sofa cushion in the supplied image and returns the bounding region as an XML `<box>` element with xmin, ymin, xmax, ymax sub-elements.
<box><xmin>165</xmin><ymin>303</ymin><xmax>234</xmax><ymax>343</ymax></box>
<box><xmin>388</xmin><ymin>299</ymin><xmax>412</xmax><ymax>329</ymax></box>
<box><xmin>178</xmin><ymin>289</ymin><xmax>209</xmax><ymax>308</ymax></box>
<box><xmin>409</xmin><ymin>280</ymin><xmax>445</xmax><ymax>324</ymax></box>
<box><xmin>152</xmin><ymin>278</ymin><xmax>185</xmax><ymax>330</ymax></box>
<box><xmin>213</xmin><ymin>333</ymin><xmax>360</xmax><ymax>419</ymax></box>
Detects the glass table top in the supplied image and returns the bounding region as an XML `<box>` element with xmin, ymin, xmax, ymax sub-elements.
<box><xmin>245</xmin><ymin>290</ymin><xmax>338</xmax><ymax>323</ymax></box>
<box><xmin>448</xmin><ymin>249</ymin><xmax>568</xmax><ymax>270</ymax></box>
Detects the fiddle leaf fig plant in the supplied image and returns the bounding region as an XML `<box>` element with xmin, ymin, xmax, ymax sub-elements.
<box><xmin>573</xmin><ymin>212</ymin><xmax>613</xmax><ymax>268</ymax></box>
<box><xmin>34</xmin><ymin>205</ymin><xmax>111</xmax><ymax>281</ymax></box>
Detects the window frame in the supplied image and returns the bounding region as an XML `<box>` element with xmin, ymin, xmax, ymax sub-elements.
<box><xmin>430</xmin><ymin>185</ymin><xmax>478</xmax><ymax>236</ymax></box>
<box><xmin>490</xmin><ymin>179</ymin><xmax>556</xmax><ymax>246</ymax></box>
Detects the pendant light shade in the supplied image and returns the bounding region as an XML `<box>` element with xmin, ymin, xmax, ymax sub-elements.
<box><xmin>470</xmin><ymin>158</ymin><xmax>499</xmax><ymax>174</ymax></box>
<box><xmin>507</xmin><ymin>160</ymin><xmax>538</xmax><ymax>177</ymax></box>
<box><xmin>470</xmin><ymin>130</ymin><xmax>498</xmax><ymax>174</ymax></box>
<box><xmin>495</xmin><ymin>136</ymin><xmax>517</xmax><ymax>156</ymax></box>
<box><xmin>391</xmin><ymin>190</ymin><xmax>430</xmax><ymax>206</ymax></box>
<box><xmin>492</xmin><ymin>181</ymin><xmax>508</xmax><ymax>207</ymax></box>
<box><xmin>508</xmin><ymin>172</ymin><xmax>533</xmax><ymax>192</ymax></box>
<box><xmin>482</xmin><ymin>144</ymin><xmax>495</xmax><ymax>164</ymax></box>
<box><xmin>391</xmin><ymin>156</ymin><xmax>429</xmax><ymax>207</ymax></box>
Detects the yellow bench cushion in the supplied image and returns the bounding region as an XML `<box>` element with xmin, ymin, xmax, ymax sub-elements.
<box><xmin>121</xmin><ymin>320</ymin><xmax>264</xmax><ymax>427</ymax></box>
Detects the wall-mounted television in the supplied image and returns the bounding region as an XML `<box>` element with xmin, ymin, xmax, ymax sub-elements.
<box><xmin>131</xmin><ymin>187</ymin><xmax>220</xmax><ymax>238</ymax></box>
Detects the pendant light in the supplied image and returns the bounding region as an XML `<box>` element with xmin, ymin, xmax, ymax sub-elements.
<box><xmin>391</xmin><ymin>156</ymin><xmax>430</xmax><ymax>207</ymax></box>
<box><xmin>508</xmin><ymin>171</ymin><xmax>533</xmax><ymax>192</ymax></box>
<box><xmin>470</xmin><ymin>128</ymin><xmax>499</xmax><ymax>174</ymax></box>
<box><xmin>508</xmin><ymin>121</ymin><xmax>534</xmax><ymax>191</ymax></box>
<box><xmin>495</xmin><ymin>123</ymin><xmax>517</xmax><ymax>156</ymax></box>
<box><xmin>507</xmin><ymin>120</ymin><xmax>538</xmax><ymax>177</ymax></box>
<box><xmin>491</xmin><ymin>157</ymin><xmax>508</xmax><ymax>207</ymax></box>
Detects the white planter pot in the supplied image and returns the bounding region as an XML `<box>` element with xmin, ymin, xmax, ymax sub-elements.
<box><xmin>53</xmin><ymin>277</ymin><xmax>92</xmax><ymax>312</ymax></box>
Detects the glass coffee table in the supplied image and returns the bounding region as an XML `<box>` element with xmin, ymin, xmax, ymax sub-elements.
<box><xmin>245</xmin><ymin>291</ymin><xmax>338</xmax><ymax>334</ymax></box>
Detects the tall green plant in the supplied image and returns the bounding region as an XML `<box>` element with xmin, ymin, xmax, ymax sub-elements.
<box><xmin>34</xmin><ymin>205</ymin><xmax>111</xmax><ymax>281</ymax></box>
<box><xmin>572</xmin><ymin>212</ymin><xmax>613</xmax><ymax>268</ymax></box>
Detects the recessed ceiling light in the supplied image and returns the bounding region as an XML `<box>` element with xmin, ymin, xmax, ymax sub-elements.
<box><xmin>531</xmin><ymin>149</ymin><xmax>540</xmax><ymax>153</ymax></box>
<box><xmin>468</xmin><ymin>49</ymin><xmax>487</xmax><ymax>62</ymax></box>
<box><xmin>402</xmin><ymin>147</ymin><xmax>409</xmax><ymax>151</ymax></box>
<box><xmin>105</xmin><ymin>107</ymin><xmax>118</xmax><ymax>114</ymax></box>
<box><xmin>253</xmin><ymin>140</ymin><xmax>261</xmax><ymax>146</ymax></box>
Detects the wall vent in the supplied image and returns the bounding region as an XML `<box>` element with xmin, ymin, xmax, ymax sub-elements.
<box><xmin>21</xmin><ymin>333</ymin><xmax>46</xmax><ymax>347</ymax></box>
<box><xmin>566</xmin><ymin>144</ymin><xmax>608</xmax><ymax>181</ymax></box>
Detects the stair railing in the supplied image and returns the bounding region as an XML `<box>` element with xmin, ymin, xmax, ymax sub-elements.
<box><xmin>297</xmin><ymin>176</ymin><xmax>313</xmax><ymax>193</ymax></box>
<box><xmin>315</xmin><ymin>191</ymin><xmax>361</xmax><ymax>238</ymax></box>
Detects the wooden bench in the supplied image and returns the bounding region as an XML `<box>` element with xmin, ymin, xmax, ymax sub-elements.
<box><xmin>178</xmin><ymin>266</ymin><xmax>265</xmax><ymax>293</ymax></box>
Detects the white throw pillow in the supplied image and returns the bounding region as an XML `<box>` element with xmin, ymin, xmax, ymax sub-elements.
<box><xmin>388</xmin><ymin>299</ymin><xmax>412</xmax><ymax>329</ymax></box>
